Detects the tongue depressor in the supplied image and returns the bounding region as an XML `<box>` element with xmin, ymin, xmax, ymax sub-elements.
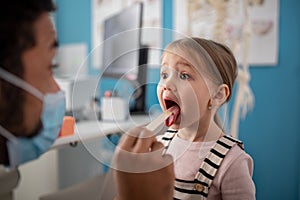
<box><xmin>146</xmin><ymin>110</ymin><xmax>172</xmax><ymax>132</ymax></box>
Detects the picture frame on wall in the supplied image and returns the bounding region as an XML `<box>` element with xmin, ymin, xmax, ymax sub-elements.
<box><xmin>174</xmin><ymin>0</ymin><xmax>279</xmax><ymax>66</ymax></box>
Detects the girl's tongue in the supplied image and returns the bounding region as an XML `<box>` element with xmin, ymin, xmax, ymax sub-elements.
<box><xmin>165</xmin><ymin>105</ymin><xmax>180</xmax><ymax>127</ymax></box>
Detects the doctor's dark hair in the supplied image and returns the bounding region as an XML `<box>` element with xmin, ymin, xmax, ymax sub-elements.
<box><xmin>0</xmin><ymin>0</ymin><xmax>56</xmax><ymax>164</ymax></box>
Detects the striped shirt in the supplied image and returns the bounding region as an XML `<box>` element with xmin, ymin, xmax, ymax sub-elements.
<box><xmin>158</xmin><ymin>130</ymin><xmax>256</xmax><ymax>200</ymax></box>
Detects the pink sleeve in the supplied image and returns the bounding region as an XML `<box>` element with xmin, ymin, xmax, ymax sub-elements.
<box><xmin>220</xmin><ymin>152</ymin><xmax>256</xmax><ymax>200</ymax></box>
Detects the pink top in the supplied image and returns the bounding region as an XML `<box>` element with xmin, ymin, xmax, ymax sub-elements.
<box><xmin>162</xmin><ymin>134</ymin><xmax>256</xmax><ymax>200</ymax></box>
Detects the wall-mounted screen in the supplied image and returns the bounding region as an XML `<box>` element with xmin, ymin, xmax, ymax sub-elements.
<box><xmin>102</xmin><ymin>2</ymin><xmax>143</xmax><ymax>80</ymax></box>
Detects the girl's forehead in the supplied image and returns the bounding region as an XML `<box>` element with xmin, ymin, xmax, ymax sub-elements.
<box><xmin>162</xmin><ymin>44</ymin><xmax>223</xmax><ymax>84</ymax></box>
<box><xmin>161</xmin><ymin>51</ymin><xmax>202</xmax><ymax>72</ymax></box>
<box><xmin>162</xmin><ymin>52</ymin><xmax>189</xmax><ymax>63</ymax></box>
<box><xmin>163</xmin><ymin>46</ymin><xmax>203</xmax><ymax>63</ymax></box>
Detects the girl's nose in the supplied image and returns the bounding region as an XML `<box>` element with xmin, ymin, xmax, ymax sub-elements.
<box><xmin>163</xmin><ymin>77</ymin><xmax>177</xmax><ymax>92</ymax></box>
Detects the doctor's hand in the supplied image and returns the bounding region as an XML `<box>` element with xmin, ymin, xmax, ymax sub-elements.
<box><xmin>112</xmin><ymin>127</ymin><xmax>174</xmax><ymax>200</ymax></box>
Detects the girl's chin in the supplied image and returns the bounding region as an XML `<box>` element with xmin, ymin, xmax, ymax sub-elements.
<box><xmin>169</xmin><ymin>124</ymin><xmax>180</xmax><ymax>130</ymax></box>
<box><xmin>168</xmin><ymin>118</ymin><xmax>181</xmax><ymax>129</ymax></box>
<box><xmin>173</xmin><ymin>117</ymin><xmax>200</xmax><ymax>130</ymax></box>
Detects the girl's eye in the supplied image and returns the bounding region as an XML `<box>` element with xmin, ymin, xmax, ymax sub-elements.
<box><xmin>180</xmin><ymin>73</ymin><xmax>190</xmax><ymax>80</ymax></box>
<box><xmin>161</xmin><ymin>72</ymin><xmax>168</xmax><ymax>79</ymax></box>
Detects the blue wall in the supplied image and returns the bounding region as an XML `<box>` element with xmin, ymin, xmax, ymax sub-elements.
<box><xmin>55</xmin><ymin>0</ymin><xmax>90</xmax><ymax>45</ymax></box>
<box><xmin>55</xmin><ymin>0</ymin><xmax>300</xmax><ymax>199</ymax></box>
<box><xmin>239</xmin><ymin>1</ymin><xmax>300</xmax><ymax>199</ymax></box>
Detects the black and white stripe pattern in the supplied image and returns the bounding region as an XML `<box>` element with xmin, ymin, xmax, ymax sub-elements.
<box><xmin>160</xmin><ymin>129</ymin><xmax>177</xmax><ymax>150</ymax></box>
<box><xmin>193</xmin><ymin>135</ymin><xmax>244</xmax><ymax>198</ymax></box>
<box><xmin>161</xmin><ymin>132</ymin><xmax>243</xmax><ymax>200</ymax></box>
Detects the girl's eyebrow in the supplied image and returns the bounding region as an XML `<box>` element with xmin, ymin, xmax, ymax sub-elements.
<box><xmin>176</xmin><ymin>61</ymin><xmax>194</xmax><ymax>70</ymax></box>
<box><xmin>161</xmin><ymin>60</ymin><xmax>190</xmax><ymax>67</ymax></box>
<box><xmin>177</xmin><ymin>61</ymin><xmax>189</xmax><ymax>67</ymax></box>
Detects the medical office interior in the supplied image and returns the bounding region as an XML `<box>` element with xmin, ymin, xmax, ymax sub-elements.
<box><xmin>8</xmin><ymin>0</ymin><xmax>300</xmax><ymax>199</ymax></box>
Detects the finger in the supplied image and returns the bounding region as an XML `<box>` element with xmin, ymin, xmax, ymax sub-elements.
<box><xmin>117</xmin><ymin>135</ymin><xmax>136</xmax><ymax>151</ymax></box>
<box><xmin>117</xmin><ymin>127</ymin><xmax>144</xmax><ymax>151</ymax></box>
<box><xmin>132</xmin><ymin>128</ymin><xmax>156</xmax><ymax>153</ymax></box>
<box><xmin>126</xmin><ymin>126</ymin><xmax>144</xmax><ymax>138</ymax></box>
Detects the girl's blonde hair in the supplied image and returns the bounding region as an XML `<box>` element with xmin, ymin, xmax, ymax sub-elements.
<box><xmin>163</xmin><ymin>37</ymin><xmax>238</xmax><ymax>129</ymax></box>
<box><xmin>163</xmin><ymin>37</ymin><xmax>237</xmax><ymax>102</ymax></box>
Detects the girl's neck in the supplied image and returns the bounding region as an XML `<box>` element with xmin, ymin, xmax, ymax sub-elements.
<box><xmin>177</xmin><ymin>120</ymin><xmax>224</xmax><ymax>142</ymax></box>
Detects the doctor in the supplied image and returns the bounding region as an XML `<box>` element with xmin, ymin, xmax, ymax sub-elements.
<box><xmin>0</xmin><ymin>0</ymin><xmax>174</xmax><ymax>199</ymax></box>
<box><xmin>0</xmin><ymin>1</ymin><xmax>63</xmax><ymax>199</ymax></box>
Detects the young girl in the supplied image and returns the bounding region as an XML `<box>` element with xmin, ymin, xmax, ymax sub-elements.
<box><xmin>157</xmin><ymin>37</ymin><xmax>255</xmax><ymax>200</ymax></box>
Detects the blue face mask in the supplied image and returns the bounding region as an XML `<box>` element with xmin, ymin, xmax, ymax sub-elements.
<box><xmin>0</xmin><ymin>68</ymin><xmax>66</xmax><ymax>168</ymax></box>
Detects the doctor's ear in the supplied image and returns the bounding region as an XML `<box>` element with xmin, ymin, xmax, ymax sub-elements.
<box><xmin>211</xmin><ymin>84</ymin><xmax>230</xmax><ymax>106</ymax></box>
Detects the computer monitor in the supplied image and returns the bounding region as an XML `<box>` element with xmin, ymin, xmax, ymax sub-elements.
<box><xmin>102</xmin><ymin>2</ymin><xmax>148</xmax><ymax>114</ymax></box>
<box><xmin>102</xmin><ymin>3</ymin><xmax>142</xmax><ymax>79</ymax></box>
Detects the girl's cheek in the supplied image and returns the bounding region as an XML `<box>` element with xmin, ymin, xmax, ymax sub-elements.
<box><xmin>156</xmin><ymin>85</ymin><xmax>164</xmax><ymax>107</ymax></box>
<box><xmin>180</xmin><ymin>84</ymin><xmax>201</xmax><ymax>120</ymax></box>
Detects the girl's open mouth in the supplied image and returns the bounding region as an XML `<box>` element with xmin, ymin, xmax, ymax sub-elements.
<box><xmin>164</xmin><ymin>99</ymin><xmax>181</xmax><ymax>127</ymax></box>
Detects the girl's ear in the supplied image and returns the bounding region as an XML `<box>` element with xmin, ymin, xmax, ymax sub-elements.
<box><xmin>212</xmin><ymin>84</ymin><xmax>230</xmax><ymax>106</ymax></box>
